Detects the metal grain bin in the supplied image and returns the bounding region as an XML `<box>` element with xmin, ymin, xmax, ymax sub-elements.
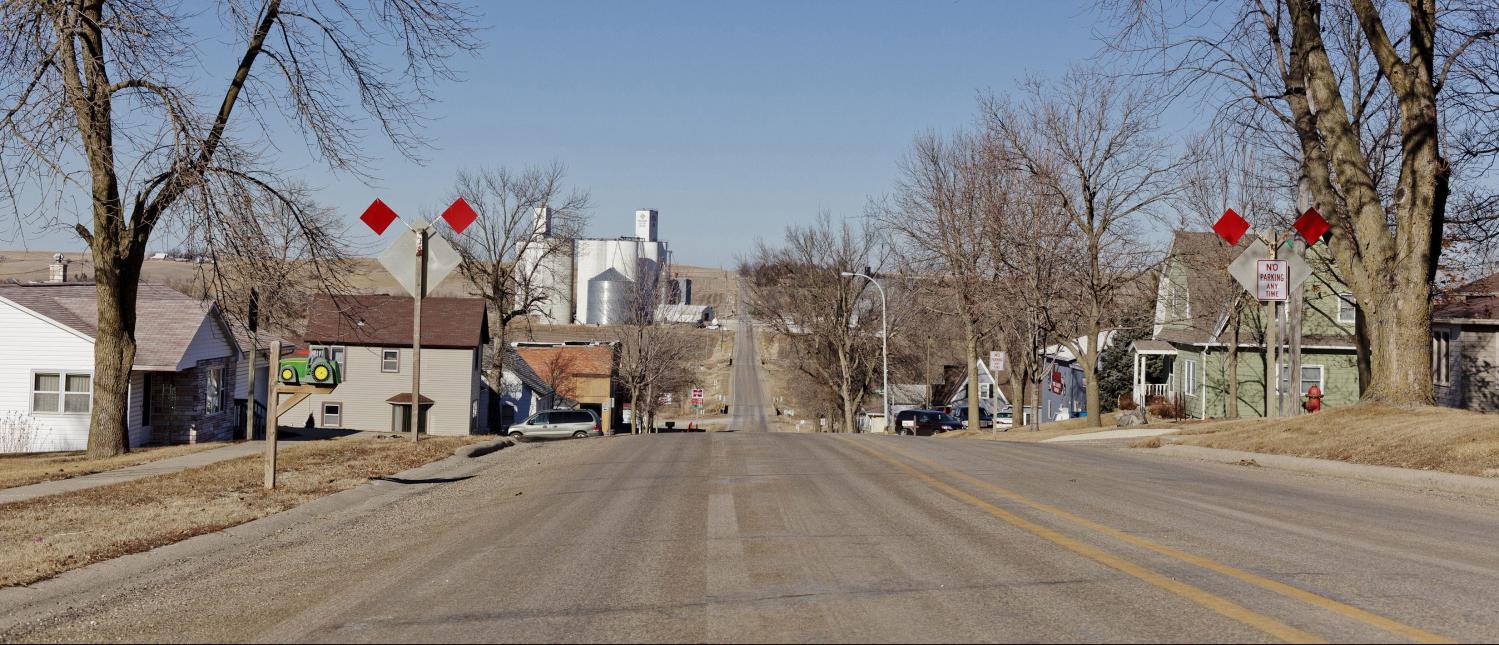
<box><xmin>586</xmin><ymin>268</ymin><xmax>635</xmax><ymax>325</ymax></box>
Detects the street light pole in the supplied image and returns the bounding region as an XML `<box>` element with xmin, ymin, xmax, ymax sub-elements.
<box><xmin>841</xmin><ymin>271</ymin><xmax>888</xmax><ymax>434</ymax></box>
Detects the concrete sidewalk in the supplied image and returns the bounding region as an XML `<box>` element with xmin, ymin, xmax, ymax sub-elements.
<box><xmin>1041</xmin><ymin>427</ymin><xmax>1178</xmax><ymax>443</ymax></box>
<box><xmin>0</xmin><ymin>442</ymin><xmax>264</xmax><ymax>505</ymax></box>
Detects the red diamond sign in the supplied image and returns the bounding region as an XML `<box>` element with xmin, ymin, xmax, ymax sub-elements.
<box><xmin>1213</xmin><ymin>208</ymin><xmax>1250</xmax><ymax>245</ymax></box>
<box><xmin>360</xmin><ymin>199</ymin><xmax>399</xmax><ymax>236</ymax></box>
<box><xmin>1294</xmin><ymin>207</ymin><xmax>1329</xmax><ymax>245</ymax></box>
<box><xmin>441</xmin><ymin>197</ymin><xmax>478</xmax><ymax>235</ymax></box>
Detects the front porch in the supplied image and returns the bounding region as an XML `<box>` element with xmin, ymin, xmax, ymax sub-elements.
<box><xmin>1130</xmin><ymin>340</ymin><xmax>1177</xmax><ymax>406</ymax></box>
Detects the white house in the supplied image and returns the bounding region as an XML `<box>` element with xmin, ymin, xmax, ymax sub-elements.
<box><xmin>0</xmin><ymin>279</ymin><xmax>243</xmax><ymax>453</ymax></box>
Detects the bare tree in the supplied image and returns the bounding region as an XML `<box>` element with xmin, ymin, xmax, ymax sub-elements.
<box><xmin>613</xmin><ymin>276</ymin><xmax>695</xmax><ymax>434</ymax></box>
<box><xmin>445</xmin><ymin>163</ymin><xmax>590</xmax><ymax>386</ymax></box>
<box><xmin>741</xmin><ymin>213</ymin><xmax>886</xmax><ymax>433</ymax></box>
<box><xmin>985</xmin><ymin>69</ymin><xmax>1181</xmax><ymax>427</ymax></box>
<box><xmin>878</xmin><ymin>129</ymin><xmax>1013</xmax><ymax>431</ymax></box>
<box><xmin>1107</xmin><ymin>0</ymin><xmax>1499</xmax><ymax>405</ymax></box>
<box><xmin>0</xmin><ymin>1</ymin><xmax>480</xmax><ymax>457</ymax></box>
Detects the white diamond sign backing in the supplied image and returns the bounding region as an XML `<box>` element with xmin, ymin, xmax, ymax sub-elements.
<box><xmin>377</xmin><ymin>221</ymin><xmax>462</xmax><ymax>297</ymax></box>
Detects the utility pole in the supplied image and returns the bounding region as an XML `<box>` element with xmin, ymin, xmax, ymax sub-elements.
<box><xmin>411</xmin><ymin>225</ymin><xmax>428</xmax><ymax>443</ymax></box>
<box><xmin>243</xmin><ymin>289</ymin><xmax>258</xmax><ymax>441</ymax></box>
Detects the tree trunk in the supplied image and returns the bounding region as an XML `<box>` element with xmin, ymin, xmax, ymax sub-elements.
<box><xmin>964</xmin><ymin>324</ymin><xmax>980</xmax><ymax>431</ymax></box>
<box><xmin>1082</xmin><ymin>328</ymin><xmax>1100</xmax><ymax>426</ymax></box>
<box><xmin>86</xmin><ymin>251</ymin><xmax>142</xmax><ymax>459</ymax></box>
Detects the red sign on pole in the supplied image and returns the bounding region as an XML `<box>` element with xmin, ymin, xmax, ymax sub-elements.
<box><xmin>441</xmin><ymin>197</ymin><xmax>479</xmax><ymax>235</ymax></box>
<box><xmin>691</xmin><ymin>388</ymin><xmax>705</xmax><ymax>404</ymax></box>
<box><xmin>1213</xmin><ymin>208</ymin><xmax>1250</xmax><ymax>245</ymax></box>
<box><xmin>1294</xmin><ymin>207</ymin><xmax>1329</xmax><ymax>246</ymax></box>
<box><xmin>360</xmin><ymin>199</ymin><xmax>399</xmax><ymax>236</ymax></box>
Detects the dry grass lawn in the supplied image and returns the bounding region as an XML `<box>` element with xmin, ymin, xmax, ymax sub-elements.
<box><xmin>0</xmin><ymin>443</ymin><xmax>221</xmax><ymax>490</ymax></box>
<box><xmin>1175</xmin><ymin>404</ymin><xmax>1499</xmax><ymax>476</ymax></box>
<box><xmin>0</xmin><ymin>435</ymin><xmax>482</xmax><ymax>588</ymax></box>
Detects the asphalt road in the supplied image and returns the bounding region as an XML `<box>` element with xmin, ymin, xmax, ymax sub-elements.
<box><xmin>727</xmin><ymin>305</ymin><xmax>771</xmax><ymax>433</ymax></box>
<box><xmin>5</xmin><ymin>431</ymin><xmax>1499</xmax><ymax>643</ymax></box>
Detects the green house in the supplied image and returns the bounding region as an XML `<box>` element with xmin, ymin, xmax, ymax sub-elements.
<box><xmin>1130</xmin><ymin>231</ymin><xmax>1361</xmax><ymax>418</ymax></box>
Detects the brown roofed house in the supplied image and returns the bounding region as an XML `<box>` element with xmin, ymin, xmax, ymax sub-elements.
<box><xmin>280</xmin><ymin>294</ymin><xmax>492</xmax><ymax>436</ymax></box>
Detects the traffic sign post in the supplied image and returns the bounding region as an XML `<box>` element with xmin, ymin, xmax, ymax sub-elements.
<box><xmin>362</xmin><ymin>198</ymin><xmax>476</xmax><ymax>443</ymax></box>
<box><xmin>1214</xmin><ymin>207</ymin><xmax>1329</xmax><ymax>419</ymax></box>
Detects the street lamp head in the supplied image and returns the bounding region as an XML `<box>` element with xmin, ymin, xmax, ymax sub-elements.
<box><xmin>839</xmin><ymin>271</ymin><xmax>856</xmax><ymax>277</ymax></box>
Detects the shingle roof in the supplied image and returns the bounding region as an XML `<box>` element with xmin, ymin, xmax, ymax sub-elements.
<box><xmin>502</xmin><ymin>348</ymin><xmax>553</xmax><ymax>395</ymax></box>
<box><xmin>0</xmin><ymin>282</ymin><xmax>234</xmax><ymax>369</ymax></box>
<box><xmin>303</xmin><ymin>294</ymin><xmax>488</xmax><ymax>349</ymax></box>
<box><xmin>1436</xmin><ymin>295</ymin><xmax>1499</xmax><ymax>321</ymax></box>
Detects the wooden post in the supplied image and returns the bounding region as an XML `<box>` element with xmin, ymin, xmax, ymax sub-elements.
<box><xmin>411</xmin><ymin>226</ymin><xmax>427</xmax><ymax>443</ymax></box>
<box><xmin>264</xmin><ymin>340</ymin><xmax>281</xmax><ymax>489</ymax></box>
<box><xmin>243</xmin><ymin>339</ymin><xmax>257</xmax><ymax>441</ymax></box>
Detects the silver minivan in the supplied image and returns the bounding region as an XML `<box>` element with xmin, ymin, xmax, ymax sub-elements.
<box><xmin>509</xmin><ymin>409</ymin><xmax>602</xmax><ymax>440</ymax></box>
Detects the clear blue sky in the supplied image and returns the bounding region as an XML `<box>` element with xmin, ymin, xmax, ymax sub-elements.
<box><xmin>20</xmin><ymin>1</ymin><xmax>1121</xmax><ymax>267</ymax></box>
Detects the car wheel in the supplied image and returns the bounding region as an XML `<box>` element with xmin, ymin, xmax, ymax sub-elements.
<box><xmin>509</xmin><ymin>431</ymin><xmax>525</xmax><ymax>442</ymax></box>
<box><xmin>572</xmin><ymin>430</ymin><xmax>589</xmax><ymax>439</ymax></box>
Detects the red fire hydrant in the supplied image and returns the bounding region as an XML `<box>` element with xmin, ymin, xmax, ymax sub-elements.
<box><xmin>1303</xmin><ymin>384</ymin><xmax>1324</xmax><ymax>413</ymax></box>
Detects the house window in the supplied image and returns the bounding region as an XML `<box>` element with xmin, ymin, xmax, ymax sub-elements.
<box><xmin>382</xmin><ymin>349</ymin><xmax>400</xmax><ymax>373</ymax></box>
<box><xmin>979</xmin><ymin>383</ymin><xmax>992</xmax><ymax>400</ymax></box>
<box><xmin>206</xmin><ymin>366</ymin><xmax>226</xmax><ymax>413</ymax></box>
<box><xmin>1278</xmin><ymin>364</ymin><xmax>1326</xmax><ymax>396</ymax></box>
<box><xmin>32</xmin><ymin>372</ymin><xmax>91</xmax><ymax>415</ymax></box>
<box><xmin>1337</xmin><ymin>294</ymin><xmax>1357</xmax><ymax>324</ymax></box>
<box><xmin>1433</xmin><ymin>331</ymin><xmax>1451</xmax><ymax>386</ymax></box>
<box><xmin>1185</xmin><ymin>360</ymin><xmax>1198</xmax><ymax>394</ymax></box>
<box><xmin>322</xmin><ymin>402</ymin><xmax>343</xmax><ymax>427</ymax></box>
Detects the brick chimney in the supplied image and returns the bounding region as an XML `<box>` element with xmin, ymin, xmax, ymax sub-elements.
<box><xmin>48</xmin><ymin>253</ymin><xmax>69</xmax><ymax>283</ymax></box>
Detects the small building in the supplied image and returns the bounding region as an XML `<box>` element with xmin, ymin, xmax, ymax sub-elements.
<box><xmin>497</xmin><ymin>348</ymin><xmax>557</xmax><ymax>430</ymax></box>
<box><xmin>1433</xmin><ymin>274</ymin><xmax>1499</xmax><ymax>412</ymax></box>
<box><xmin>513</xmin><ymin>342</ymin><xmax>618</xmax><ymax>434</ymax></box>
<box><xmin>1132</xmin><ymin>231</ymin><xmax>1360</xmax><ymax>418</ymax></box>
<box><xmin>0</xmin><ymin>281</ymin><xmax>242</xmax><ymax>452</ymax></box>
<box><xmin>281</xmin><ymin>294</ymin><xmax>490</xmax><ymax>435</ymax></box>
<box><xmin>655</xmin><ymin>303</ymin><xmax>714</xmax><ymax>326</ymax></box>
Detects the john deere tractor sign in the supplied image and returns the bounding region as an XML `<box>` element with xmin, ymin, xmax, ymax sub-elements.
<box><xmin>279</xmin><ymin>355</ymin><xmax>339</xmax><ymax>386</ymax></box>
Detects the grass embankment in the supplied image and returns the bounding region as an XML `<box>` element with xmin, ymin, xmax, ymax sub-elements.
<box><xmin>0</xmin><ymin>444</ymin><xmax>221</xmax><ymax>490</ymax></box>
<box><xmin>0</xmin><ymin>435</ymin><xmax>482</xmax><ymax>588</ymax></box>
<box><xmin>1171</xmin><ymin>404</ymin><xmax>1499</xmax><ymax>477</ymax></box>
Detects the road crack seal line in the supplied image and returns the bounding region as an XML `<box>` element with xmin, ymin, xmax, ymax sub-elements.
<box><xmin>841</xmin><ymin>438</ymin><xmax>1327</xmax><ymax>643</ymax></box>
<box><xmin>865</xmin><ymin>438</ymin><xmax>1457</xmax><ymax>645</ymax></box>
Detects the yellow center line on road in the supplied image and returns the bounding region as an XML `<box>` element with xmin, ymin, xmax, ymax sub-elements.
<box><xmin>839</xmin><ymin>438</ymin><xmax>1325</xmax><ymax>644</ymax></box>
<box><xmin>866</xmin><ymin>439</ymin><xmax>1457</xmax><ymax>645</ymax></box>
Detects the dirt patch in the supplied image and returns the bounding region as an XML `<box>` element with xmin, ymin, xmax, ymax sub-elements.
<box><xmin>0</xmin><ymin>435</ymin><xmax>482</xmax><ymax>587</ymax></box>
<box><xmin>0</xmin><ymin>444</ymin><xmax>222</xmax><ymax>490</ymax></box>
<box><xmin>1176</xmin><ymin>404</ymin><xmax>1499</xmax><ymax>476</ymax></box>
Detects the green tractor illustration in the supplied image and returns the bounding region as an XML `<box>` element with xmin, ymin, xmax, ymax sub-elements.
<box><xmin>279</xmin><ymin>354</ymin><xmax>339</xmax><ymax>386</ymax></box>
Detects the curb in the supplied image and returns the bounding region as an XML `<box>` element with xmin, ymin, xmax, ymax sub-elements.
<box><xmin>1153</xmin><ymin>444</ymin><xmax>1499</xmax><ymax>499</ymax></box>
<box><xmin>455</xmin><ymin>439</ymin><xmax>513</xmax><ymax>458</ymax></box>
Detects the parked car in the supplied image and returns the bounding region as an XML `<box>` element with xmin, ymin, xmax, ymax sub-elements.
<box><xmin>508</xmin><ymin>409</ymin><xmax>602</xmax><ymax>440</ymax></box>
<box><xmin>892</xmin><ymin>409</ymin><xmax>962</xmax><ymax>436</ymax></box>
<box><xmin>946</xmin><ymin>406</ymin><xmax>994</xmax><ymax>429</ymax></box>
<box><xmin>994</xmin><ymin>408</ymin><xmax>1014</xmax><ymax>429</ymax></box>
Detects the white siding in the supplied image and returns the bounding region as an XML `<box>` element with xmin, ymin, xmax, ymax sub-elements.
<box><xmin>178</xmin><ymin>315</ymin><xmax>235</xmax><ymax>369</ymax></box>
<box><xmin>0</xmin><ymin>299</ymin><xmax>96</xmax><ymax>452</ymax></box>
<box><xmin>279</xmin><ymin>345</ymin><xmax>482</xmax><ymax>436</ymax></box>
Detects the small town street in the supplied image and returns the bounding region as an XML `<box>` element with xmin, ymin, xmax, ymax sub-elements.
<box><xmin>3</xmin><ymin>324</ymin><xmax>1498</xmax><ymax>643</ymax></box>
